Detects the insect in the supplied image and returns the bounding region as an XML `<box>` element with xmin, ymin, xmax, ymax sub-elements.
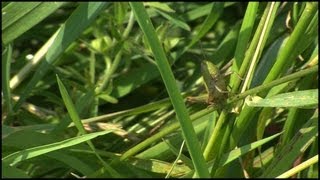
<box><xmin>187</xmin><ymin>60</ymin><xmax>229</xmax><ymax>107</ymax></box>
<box><xmin>201</xmin><ymin>60</ymin><xmax>228</xmax><ymax>106</ymax></box>
<box><xmin>186</xmin><ymin>42</ymin><xmax>229</xmax><ymax>108</ymax></box>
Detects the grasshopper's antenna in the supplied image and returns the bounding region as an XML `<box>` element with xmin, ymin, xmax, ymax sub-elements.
<box><xmin>198</xmin><ymin>40</ymin><xmax>208</xmax><ymax>62</ymax></box>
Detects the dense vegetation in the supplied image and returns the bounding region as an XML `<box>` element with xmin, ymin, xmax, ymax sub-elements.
<box><xmin>2</xmin><ymin>2</ymin><xmax>318</xmax><ymax>178</ymax></box>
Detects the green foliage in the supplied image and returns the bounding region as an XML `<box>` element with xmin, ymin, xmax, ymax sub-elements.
<box><xmin>2</xmin><ymin>2</ymin><xmax>318</xmax><ymax>178</ymax></box>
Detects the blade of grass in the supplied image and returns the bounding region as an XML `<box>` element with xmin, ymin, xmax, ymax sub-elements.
<box><xmin>280</xmin><ymin>72</ymin><xmax>317</xmax><ymax>147</ymax></box>
<box><xmin>183</xmin><ymin>131</ymin><xmax>282</xmax><ymax>177</ymax></box>
<box><xmin>12</xmin><ymin>2</ymin><xmax>110</xmax><ymax>111</ymax></box>
<box><xmin>56</xmin><ymin>75</ymin><xmax>87</xmax><ymax>135</ymax></box>
<box><xmin>231</xmin><ymin>2</ymin><xmax>280</xmax><ymax>94</ymax></box>
<box><xmin>229</xmin><ymin>2</ymin><xmax>318</xmax><ymax>149</ymax></box>
<box><xmin>165</xmin><ymin>141</ymin><xmax>186</xmax><ymax>178</ymax></box>
<box><xmin>129</xmin><ymin>3</ymin><xmax>210</xmax><ymax>177</ymax></box>
<box><xmin>245</xmin><ymin>89</ymin><xmax>318</xmax><ymax>108</ymax></box>
<box><xmin>2</xmin><ymin>2</ymin><xmax>41</xmax><ymax>29</ymax></box>
<box><xmin>262</xmin><ymin>2</ymin><xmax>318</xmax><ymax>87</ymax></box>
<box><xmin>230</xmin><ymin>2</ymin><xmax>259</xmax><ymax>86</ymax></box>
<box><xmin>261</xmin><ymin>117</ymin><xmax>318</xmax><ymax>177</ymax></box>
<box><xmin>144</xmin><ymin>2</ymin><xmax>175</xmax><ymax>13</ymax></box>
<box><xmin>219</xmin><ymin>132</ymin><xmax>282</xmax><ymax>167</ymax></box>
<box><xmin>186</xmin><ymin>2</ymin><xmax>224</xmax><ymax>50</ymax></box>
<box><xmin>276</xmin><ymin>155</ymin><xmax>318</xmax><ymax>178</ymax></box>
<box><xmin>2</xmin><ymin>2</ymin><xmax>66</xmax><ymax>45</ymax></box>
<box><xmin>2</xmin><ymin>130</ymin><xmax>114</xmax><ymax>166</ymax></box>
<box><xmin>241</xmin><ymin>2</ymin><xmax>280</xmax><ymax>93</ymax></box>
<box><xmin>56</xmin><ymin>75</ymin><xmax>120</xmax><ymax>177</ymax></box>
<box><xmin>228</xmin><ymin>65</ymin><xmax>318</xmax><ymax>104</ymax></box>
<box><xmin>2</xmin><ymin>44</ymin><xmax>13</xmax><ymax>119</ymax></box>
<box><xmin>153</xmin><ymin>9</ymin><xmax>191</xmax><ymax>31</ymax></box>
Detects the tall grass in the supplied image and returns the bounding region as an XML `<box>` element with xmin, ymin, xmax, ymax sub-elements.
<box><xmin>2</xmin><ymin>2</ymin><xmax>318</xmax><ymax>178</ymax></box>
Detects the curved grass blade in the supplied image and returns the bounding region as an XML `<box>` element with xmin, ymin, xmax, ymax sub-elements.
<box><xmin>2</xmin><ymin>130</ymin><xmax>114</xmax><ymax>166</ymax></box>
<box><xmin>56</xmin><ymin>75</ymin><xmax>120</xmax><ymax>177</ymax></box>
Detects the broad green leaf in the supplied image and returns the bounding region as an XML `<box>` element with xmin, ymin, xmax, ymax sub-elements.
<box><xmin>245</xmin><ymin>89</ymin><xmax>318</xmax><ymax>108</ymax></box>
<box><xmin>111</xmin><ymin>64</ymin><xmax>159</xmax><ymax>98</ymax></box>
<box><xmin>47</xmin><ymin>151</ymin><xmax>94</xmax><ymax>176</ymax></box>
<box><xmin>2</xmin><ymin>162</ymin><xmax>30</xmax><ymax>178</ymax></box>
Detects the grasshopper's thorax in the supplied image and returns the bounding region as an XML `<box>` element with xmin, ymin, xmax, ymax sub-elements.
<box><xmin>201</xmin><ymin>60</ymin><xmax>220</xmax><ymax>77</ymax></box>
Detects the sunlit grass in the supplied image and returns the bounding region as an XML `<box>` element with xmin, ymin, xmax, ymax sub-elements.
<box><xmin>2</xmin><ymin>2</ymin><xmax>318</xmax><ymax>178</ymax></box>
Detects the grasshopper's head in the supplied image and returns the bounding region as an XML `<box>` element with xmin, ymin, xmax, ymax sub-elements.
<box><xmin>201</xmin><ymin>60</ymin><xmax>220</xmax><ymax>79</ymax></box>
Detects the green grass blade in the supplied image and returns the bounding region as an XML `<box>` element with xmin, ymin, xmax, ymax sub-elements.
<box><xmin>179</xmin><ymin>3</ymin><xmax>212</xmax><ymax>22</ymax></box>
<box><xmin>12</xmin><ymin>2</ymin><xmax>109</xmax><ymax>111</ymax></box>
<box><xmin>263</xmin><ymin>2</ymin><xmax>318</xmax><ymax>86</ymax></box>
<box><xmin>276</xmin><ymin>155</ymin><xmax>318</xmax><ymax>178</ymax></box>
<box><xmin>2</xmin><ymin>130</ymin><xmax>114</xmax><ymax>166</ymax></box>
<box><xmin>261</xmin><ymin>117</ymin><xmax>318</xmax><ymax>177</ymax></box>
<box><xmin>129</xmin><ymin>2</ymin><xmax>210</xmax><ymax>177</ymax></box>
<box><xmin>56</xmin><ymin>75</ymin><xmax>87</xmax><ymax>134</ymax></box>
<box><xmin>245</xmin><ymin>89</ymin><xmax>318</xmax><ymax>108</ymax></box>
<box><xmin>56</xmin><ymin>75</ymin><xmax>120</xmax><ymax>177</ymax></box>
<box><xmin>145</xmin><ymin>2</ymin><xmax>175</xmax><ymax>13</ymax></box>
<box><xmin>2</xmin><ymin>44</ymin><xmax>13</xmax><ymax>118</ymax></box>
<box><xmin>230</xmin><ymin>2</ymin><xmax>259</xmax><ymax>85</ymax></box>
<box><xmin>154</xmin><ymin>9</ymin><xmax>191</xmax><ymax>31</ymax></box>
<box><xmin>231</xmin><ymin>2</ymin><xmax>280</xmax><ymax>93</ymax></box>
<box><xmin>72</xmin><ymin>97</ymin><xmax>172</xmax><ymax>126</ymax></box>
<box><xmin>187</xmin><ymin>2</ymin><xmax>224</xmax><ymax>49</ymax></box>
<box><xmin>2</xmin><ymin>2</ymin><xmax>41</xmax><ymax>29</ymax></box>
<box><xmin>2</xmin><ymin>2</ymin><xmax>66</xmax><ymax>45</ymax></box>
<box><xmin>219</xmin><ymin>132</ymin><xmax>282</xmax><ymax>166</ymax></box>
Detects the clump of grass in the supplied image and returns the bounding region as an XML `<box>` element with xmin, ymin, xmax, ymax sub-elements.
<box><xmin>2</xmin><ymin>2</ymin><xmax>318</xmax><ymax>178</ymax></box>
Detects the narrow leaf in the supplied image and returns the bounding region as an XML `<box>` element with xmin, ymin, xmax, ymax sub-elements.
<box><xmin>2</xmin><ymin>130</ymin><xmax>113</xmax><ymax>166</ymax></box>
<box><xmin>245</xmin><ymin>89</ymin><xmax>318</xmax><ymax>108</ymax></box>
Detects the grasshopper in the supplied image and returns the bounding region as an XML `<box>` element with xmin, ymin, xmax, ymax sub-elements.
<box><xmin>186</xmin><ymin>40</ymin><xmax>231</xmax><ymax>107</ymax></box>
<box><xmin>187</xmin><ymin>60</ymin><xmax>229</xmax><ymax>107</ymax></box>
